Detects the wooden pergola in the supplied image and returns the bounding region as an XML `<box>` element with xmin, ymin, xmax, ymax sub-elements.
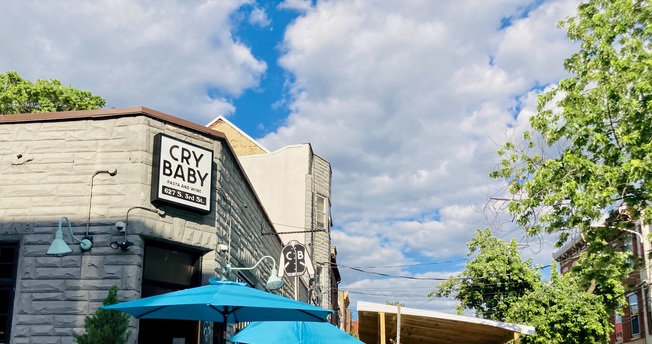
<box><xmin>357</xmin><ymin>301</ymin><xmax>536</xmax><ymax>344</ymax></box>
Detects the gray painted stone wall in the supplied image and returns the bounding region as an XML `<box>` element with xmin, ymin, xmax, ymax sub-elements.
<box><xmin>306</xmin><ymin>154</ymin><xmax>332</xmax><ymax>309</ymax></box>
<box><xmin>0</xmin><ymin>113</ymin><xmax>285</xmax><ymax>344</ymax></box>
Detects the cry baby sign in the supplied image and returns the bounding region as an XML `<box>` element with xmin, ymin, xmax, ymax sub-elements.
<box><xmin>151</xmin><ymin>133</ymin><xmax>214</xmax><ymax>214</ymax></box>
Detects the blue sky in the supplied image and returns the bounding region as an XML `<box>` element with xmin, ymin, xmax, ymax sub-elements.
<box><xmin>226</xmin><ymin>2</ymin><xmax>298</xmax><ymax>137</ymax></box>
<box><xmin>0</xmin><ymin>0</ymin><xmax>581</xmax><ymax>315</ymax></box>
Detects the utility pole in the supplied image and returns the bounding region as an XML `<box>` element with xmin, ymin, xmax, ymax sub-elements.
<box><xmin>639</xmin><ymin>222</ymin><xmax>652</xmax><ymax>344</ymax></box>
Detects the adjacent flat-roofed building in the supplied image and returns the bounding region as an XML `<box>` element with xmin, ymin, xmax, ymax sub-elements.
<box><xmin>0</xmin><ymin>107</ymin><xmax>310</xmax><ymax>344</ymax></box>
<box><xmin>207</xmin><ymin>116</ymin><xmax>336</xmax><ymax>312</ymax></box>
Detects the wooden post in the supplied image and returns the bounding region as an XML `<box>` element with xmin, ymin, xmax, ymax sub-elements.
<box><xmin>379</xmin><ymin>312</ymin><xmax>386</xmax><ymax>344</ymax></box>
<box><xmin>513</xmin><ymin>332</ymin><xmax>521</xmax><ymax>344</ymax></box>
<box><xmin>396</xmin><ymin>304</ymin><xmax>401</xmax><ymax>344</ymax></box>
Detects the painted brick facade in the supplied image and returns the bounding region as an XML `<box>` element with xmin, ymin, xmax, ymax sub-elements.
<box><xmin>0</xmin><ymin>108</ymin><xmax>292</xmax><ymax>344</ymax></box>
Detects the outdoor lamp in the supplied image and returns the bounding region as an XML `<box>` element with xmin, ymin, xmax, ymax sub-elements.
<box><xmin>226</xmin><ymin>255</ymin><xmax>285</xmax><ymax>290</ymax></box>
<box><xmin>109</xmin><ymin>240</ymin><xmax>133</xmax><ymax>250</ymax></box>
<box><xmin>47</xmin><ymin>216</ymin><xmax>93</xmax><ymax>256</ymax></box>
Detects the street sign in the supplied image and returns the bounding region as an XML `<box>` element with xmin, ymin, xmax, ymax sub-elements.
<box><xmin>278</xmin><ymin>240</ymin><xmax>315</xmax><ymax>278</ymax></box>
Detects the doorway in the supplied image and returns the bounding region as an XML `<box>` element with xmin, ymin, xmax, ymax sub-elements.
<box><xmin>138</xmin><ymin>240</ymin><xmax>203</xmax><ymax>344</ymax></box>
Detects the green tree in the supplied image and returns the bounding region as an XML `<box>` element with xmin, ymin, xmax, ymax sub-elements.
<box><xmin>490</xmin><ymin>0</ymin><xmax>651</xmax><ymax>313</ymax></box>
<box><xmin>385</xmin><ymin>301</ymin><xmax>405</xmax><ymax>307</ymax></box>
<box><xmin>432</xmin><ymin>230</ymin><xmax>611</xmax><ymax>343</ymax></box>
<box><xmin>73</xmin><ymin>285</ymin><xmax>131</xmax><ymax>344</ymax></box>
<box><xmin>505</xmin><ymin>270</ymin><xmax>611</xmax><ymax>344</ymax></box>
<box><xmin>431</xmin><ymin>229</ymin><xmax>541</xmax><ymax>322</ymax></box>
<box><xmin>0</xmin><ymin>71</ymin><xmax>105</xmax><ymax>114</ymax></box>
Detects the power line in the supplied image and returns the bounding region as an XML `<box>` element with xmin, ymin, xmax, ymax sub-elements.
<box><xmin>335</xmin><ymin>261</ymin><xmax>553</xmax><ymax>283</ymax></box>
<box><xmin>345</xmin><ymin>290</ymin><xmax>447</xmax><ymax>298</ymax></box>
<box><xmin>348</xmin><ymin>258</ymin><xmax>468</xmax><ymax>269</ymax></box>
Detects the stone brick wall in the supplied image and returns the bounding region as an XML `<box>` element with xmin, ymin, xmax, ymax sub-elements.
<box><xmin>308</xmin><ymin>153</ymin><xmax>333</xmax><ymax>309</ymax></box>
<box><xmin>0</xmin><ymin>112</ymin><xmax>285</xmax><ymax>344</ymax></box>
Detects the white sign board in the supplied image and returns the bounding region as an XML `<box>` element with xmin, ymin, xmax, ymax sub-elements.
<box><xmin>151</xmin><ymin>133</ymin><xmax>213</xmax><ymax>213</ymax></box>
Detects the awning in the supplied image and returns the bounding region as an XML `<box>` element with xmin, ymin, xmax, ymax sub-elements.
<box><xmin>357</xmin><ymin>301</ymin><xmax>535</xmax><ymax>344</ymax></box>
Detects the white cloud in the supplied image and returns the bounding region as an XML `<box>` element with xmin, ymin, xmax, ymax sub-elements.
<box><xmin>260</xmin><ymin>0</ymin><xmax>580</xmax><ymax>312</ymax></box>
<box><xmin>0</xmin><ymin>0</ymin><xmax>265</xmax><ymax>124</ymax></box>
<box><xmin>278</xmin><ymin>0</ymin><xmax>313</xmax><ymax>12</ymax></box>
<box><xmin>249</xmin><ymin>7</ymin><xmax>271</xmax><ymax>27</ymax></box>
<box><xmin>495</xmin><ymin>0</ymin><xmax>579</xmax><ymax>84</ymax></box>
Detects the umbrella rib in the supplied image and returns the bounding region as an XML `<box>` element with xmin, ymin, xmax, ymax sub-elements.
<box><xmin>299</xmin><ymin>309</ymin><xmax>328</xmax><ymax>322</ymax></box>
<box><xmin>135</xmin><ymin>305</ymin><xmax>168</xmax><ymax>319</ymax></box>
<box><xmin>210</xmin><ymin>304</ymin><xmax>244</xmax><ymax>322</ymax></box>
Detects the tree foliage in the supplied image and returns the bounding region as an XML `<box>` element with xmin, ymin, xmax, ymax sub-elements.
<box><xmin>385</xmin><ymin>301</ymin><xmax>405</xmax><ymax>307</ymax></box>
<box><xmin>433</xmin><ymin>229</ymin><xmax>611</xmax><ymax>343</ymax></box>
<box><xmin>73</xmin><ymin>285</ymin><xmax>131</xmax><ymax>344</ymax></box>
<box><xmin>431</xmin><ymin>229</ymin><xmax>541</xmax><ymax>321</ymax></box>
<box><xmin>0</xmin><ymin>71</ymin><xmax>105</xmax><ymax>114</ymax></box>
<box><xmin>505</xmin><ymin>270</ymin><xmax>611</xmax><ymax>344</ymax></box>
<box><xmin>490</xmin><ymin>0</ymin><xmax>651</xmax><ymax>313</ymax></box>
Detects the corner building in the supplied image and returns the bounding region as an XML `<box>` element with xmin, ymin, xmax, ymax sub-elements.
<box><xmin>0</xmin><ymin>107</ymin><xmax>310</xmax><ymax>344</ymax></box>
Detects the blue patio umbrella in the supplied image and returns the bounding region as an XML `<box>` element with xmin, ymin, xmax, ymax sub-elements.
<box><xmin>228</xmin><ymin>321</ymin><xmax>364</xmax><ymax>344</ymax></box>
<box><xmin>102</xmin><ymin>278</ymin><xmax>332</xmax><ymax>323</ymax></box>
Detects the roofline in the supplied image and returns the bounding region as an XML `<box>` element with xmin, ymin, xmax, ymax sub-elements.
<box><xmin>0</xmin><ymin>106</ymin><xmax>229</xmax><ymax>141</ymax></box>
<box><xmin>552</xmin><ymin>234</ymin><xmax>585</xmax><ymax>260</ymax></box>
<box><xmin>205</xmin><ymin>115</ymin><xmax>271</xmax><ymax>154</ymax></box>
<box><xmin>357</xmin><ymin>301</ymin><xmax>536</xmax><ymax>335</ymax></box>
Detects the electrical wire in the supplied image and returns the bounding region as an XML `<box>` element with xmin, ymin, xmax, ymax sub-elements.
<box><xmin>346</xmin><ymin>259</ymin><xmax>468</xmax><ymax>269</ymax></box>
<box><xmin>86</xmin><ymin>169</ymin><xmax>117</xmax><ymax>236</ymax></box>
<box><xmin>334</xmin><ymin>261</ymin><xmax>552</xmax><ymax>283</ymax></box>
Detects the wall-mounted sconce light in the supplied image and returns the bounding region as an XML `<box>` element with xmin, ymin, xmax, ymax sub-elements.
<box><xmin>110</xmin><ymin>206</ymin><xmax>165</xmax><ymax>251</ymax></box>
<box><xmin>225</xmin><ymin>255</ymin><xmax>284</xmax><ymax>290</ymax></box>
<box><xmin>47</xmin><ymin>216</ymin><xmax>93</xmax><ymax>256</ymax></box>
<box><xmin>109</xmin><ymin>240</ymin><xmax>133</xmax><ymax>250</ymax></box>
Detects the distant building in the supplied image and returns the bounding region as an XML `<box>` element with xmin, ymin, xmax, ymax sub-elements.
<box><xmin>351</xmin><ymin>320</ymin><xmax>359</xmax><ymax>338</ymax></box>
<box><xmin>207</xmin><ymin>116</ymin><xmax>338</xmax><ymax>314</ymax></box>
<box><xmin>338</xmin><ymin>290</ymin><xmax>353</xmax><ymax>334</ymax></box>
<box><xmin>553</xmin><ymin>220</ymin><xmax>652</xmax><ymax>344</ymax></box>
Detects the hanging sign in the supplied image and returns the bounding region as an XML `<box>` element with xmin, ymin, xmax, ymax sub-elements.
<box><xmin>278</xmin><ymin>240</ymin><xmax>315</xmax><ymax>278</ymax></box>
<box><xmin>151</xmin><ymin>133</ymin><xmax>213</xmax><ymax>214</ymax></box>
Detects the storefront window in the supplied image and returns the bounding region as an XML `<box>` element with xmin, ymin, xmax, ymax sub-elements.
<box><xmin>0</xmin><ymin>243</ymin><xmax>18</xmax><ymax>344</ymax></box>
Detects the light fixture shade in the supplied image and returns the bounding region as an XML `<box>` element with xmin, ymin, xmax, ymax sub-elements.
<box><xmin>47</xmin><ymin>229</ymin><xmax>73</xmax><ymax>256</ymax></box>
<box><xmin>265</xmin><ymin>268</ymin><xmax>284</xmax><ymax>290</ymax></box>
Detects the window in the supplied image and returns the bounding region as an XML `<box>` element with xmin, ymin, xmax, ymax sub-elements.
<box><xmin>315</xmin><ymin>195</ymin><xmax>327</xmax><ymax>230</ymax></box>
<box><xmin>629</xmin><ymin>294</ymin><xmax>640</xmax><ymax>337</ymax></box>
<box><xmin>0</xmin><ymin>243</ymin><xmax>18</xmax><ymax>344</ymax></box>
<box><xmin>615</xmin><ymin>312</ymin><xmax>623</xmax><ymax>342</ymax></box>
<box><xmin>624</xmin><ymin>236</ymin><xmax>636</xmax><ymax>268</ymax></box>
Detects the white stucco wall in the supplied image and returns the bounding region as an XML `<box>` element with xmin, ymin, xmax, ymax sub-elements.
<box><xmin>239</xmin><ymin>144</ymin><xmax>311</xmax><ymax>245</ymax></box>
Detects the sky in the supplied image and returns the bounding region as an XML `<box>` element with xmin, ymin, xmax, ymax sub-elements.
<box><xmin>1</xmin><ymin>0</ymin><xmax>582</xmax><ymax>315</ymax></box>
